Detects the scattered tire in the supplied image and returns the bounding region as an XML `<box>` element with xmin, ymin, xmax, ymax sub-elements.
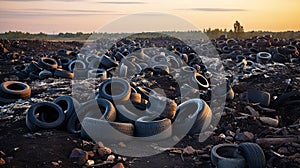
<box><xmin>173</xmin><ymin>99</ymin><xmax>212</xmax><ymax>135</ymax></box>
<box><xmin>211</xmin><ymin>144</ymin><xmax>246</xmax><ymax>168</ymax></box>
<box><xmin>25</xmin><ymin>61</ymin><xmax>42</xmax><ymax>73</ymax></box>
<box><xmin>39</xmin><ymin>69</ymin><xmax>53</xmax><ymax>79</ymax></box>
<box><xmin>256</xmin><ymin>52</ymin><xmax>272</xmax><ymax>64</ymax></box>
<box><xmin>135</xmin><ymin>116</ymin><xmax>172</xmax><ymax>141</ymax></box>
<box><xmin>68</xmin><ymin>60</ymin><xmax>86</xmax><ymax>72</ymax></box>
<box><xmin>26</xmin><ymin>102</ymin><xmax>65</xmax><ymax>132</ymax></box>
<box><xmin>81</xmin><ymin>117</ymin><xmax>134</xmax><ymax>142</ymax></box>
<box><xmin>0</xmin><ymin>81</ymin><xmax>31</xmax><ymax>99</ymax></box>
<box><xmin>98</xmin><ymin>78</ymin><xmax>131</xmax><ymax>102</ymax></box>
<box><xmin>88</xmin><ymin>69</ymin><xmax>107</xmax><ymax>80</ymax></box>
<box><xmin>38</xmin><ymin>57</ymin><xmax>58</xmax><ymax>70</ymax></box>
<box><xmin>54</xmin><ymin>69</ymin><xmax>74</xmax><ymax>79</ymax></box>
<box><xmin>53</xmin><ymin>96</ymin><xmax>80</xmax><ymax>120</ymax></box>
<box><xmin>238</xmin><ymin>143</ymin><xmax>266</xmax><ymax>168</ymax></box>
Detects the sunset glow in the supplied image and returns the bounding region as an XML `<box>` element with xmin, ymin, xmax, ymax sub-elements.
<box><xmin>0</xmin><ymin>0</ymin><xmax>299</xmax><ymax>33</ymax></box>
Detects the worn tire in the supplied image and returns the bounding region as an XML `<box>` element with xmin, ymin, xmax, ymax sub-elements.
<box><xmin>26</xmin><ymin>102</ymin><xmax>65</xmax><ymax>132</ymax></box>
<box><xmin>88</xmin><ymin>69</ymin><xmax>107</xmax><ymax>80</ymax></box>
<box><xmin>211</xmin><ymin>144</ymin><xmax>246</xmax><ymax>168</ymax></box>
<box><xmin>54</xmin><ymin>96</ymin><xmax>80</xmax><ymax>120</ymax></box>
<box><xmin>0</xmin><ymin>81</ymin><xmax>31</xmax><ymax>99</ymax></box>
<box><xmin>173</xmin><ymin>99</ymin><xmax>212</xmax><ymax>135</ymax></box>
<box><xmin>39</xmin><ymin>69</ymin><xmax>53</xmax><ymax>79</ymax></box>
<box><xmin>25</xmin><ymin>61</ymin><xmax>42</xmax><ymax>73</ymax></box>
<box><xmin>54</xmin><ymin>69</ymin><xmax>74</xmax><ymax>79</ymax></box>
<box><xmin>38</xmin><ymin>57</ymin><xmax>58</xmax><ymax>70</ymax></box>
<box><xmin>98</xmin><ymin>78</ymin><xmax>131</xmax><ymax>102</ymax></box>
<box><xmin>68</xmin><ymin>60</ymin><xmax>86</xmax><ymax>72</ymax></box>
<box><xmin>238</xmin><ymin>143</ymin><xmax>266</xmax><ymax>168</ymax></box>
<box><xmin>135</xmin><ymin>116</ymin><xmax>172</xmax><ymax>141</ymax></box>
<box><xmin>81</xmin><ymin>117</ymin><xmax>134</xmax><ymax>142</ymax></box>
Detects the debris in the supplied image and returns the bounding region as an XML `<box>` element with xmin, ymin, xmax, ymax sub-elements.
<box><xmin>259</xmin><ymin>117</ymin><xmax>279</xmax><ymax>127</ymax></box>
<box><xmin>0</xmin><ymin>158</ymin><xmax>5</xmax><ymax>165</ymax></box>
<box><xmin>107</xmin><ymin>154</ymin><xmax>115</xmax><ymax>161</ymax></box>
<box><xmin>98</xmin><ymin>147</ymin><xmax>112</xmax><ymax>157</ymax></box>
<box><xmin>85</xmin><ymin>160</ymin><xmax>95</xmax><ymax>166</ymax></box>
<box><xmin>245</xmin><ymin>106</ymin><xmax>260</xmax><ymax>117</ymax></box>
<box><xmin>235</xmin><ymin>131</ymin><xmax>254</xmax><ymax>141</ymax></box>
<box><xmin>69</xmin><ymin>148</ymin><xmax>88</xmax><ymax>166</ymax></box>
<box><xmin>113</xmin><ymin>162</ymin><xmax>125</xmax><ymax>168</ymax></box>
<box><xmin>256</xmin><ymin>137</ymin><xmax>300</xmax><ymax>145</ymax></box>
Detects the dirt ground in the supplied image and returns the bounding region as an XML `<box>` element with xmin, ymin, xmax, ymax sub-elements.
<box><xmin>0</xmin><ymin>39</ymin><xmax>300</xmax><ymax>168</ymax></box>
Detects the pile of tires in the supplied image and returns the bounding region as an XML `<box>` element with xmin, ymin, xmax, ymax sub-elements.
<box><xmin>0</xmin><ymin>81</ymin><xmax>31</xmax><ymax>105</ymax></box>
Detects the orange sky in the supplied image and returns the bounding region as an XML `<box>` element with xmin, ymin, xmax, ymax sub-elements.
<box><xmin>0</xmin><ymin>0</ymin><xmax>299</xmax><ymax>33</ymax></box>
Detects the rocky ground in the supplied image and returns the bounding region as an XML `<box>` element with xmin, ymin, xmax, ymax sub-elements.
<box><xmin>0</xmin><ymin>39</ymin><xmax>300</xmax><ymax>168</ymax></box>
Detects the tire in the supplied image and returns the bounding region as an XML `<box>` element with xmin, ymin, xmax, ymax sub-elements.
<box><xmin>135</xmin><ymin>116</ymin><xmax>172</xmax><ymax>141</ymax></box>
<box><xmin>53</xmin><ymin>96</ymin><xmax>80</xmax><ymax>120</ymax></box>
<box><xmin>67</xmin><ymin>98</ymin><xmax>116</xmax><ymax>134</ymax></box>
<box><xmin>146</xmin><ymin>95</ymin><xmax>177</xmax><ymax>120</ymax></box>
<box><xmin>119</xmin><ymin>64</ymin><xmax>128</xmax><ymax>77</ymax></box>
<box><xmin>54</xmin><ymin>69</ymin><xmax>74</xmax><ymax>79</ymax></box>
<box><xmin>273</xmin><ymin>90</ymin><xmax>300</xmax><ymax>106</ymax></box>
<box><xmin>173</xmin><ymin>99</ymin><xmax>212</xmax><ymax>135</ymax></box>
<box><xmin>98</xmin><ymin>78</ymin><xmax>131</xmax><ymax>102</ymax></box>
<box><xmin>88</xmin><ymin>69</ymin><xmax>107</xmax><ymax>80</ymax></box>
<box><xmin>25</xmin><ymin>61</ymin><xmax>42</xmax><ymax>73</ymax></box>
<box><xmin>29</xmin><ymin>72</ymin><xmax>40</xmax><ymax>80</ymax></box>
<box><xmin>210</xmin><ymin>144</ymin><xmax>246</xmax><ymax>168</ymax></box>
<box><xmin>151</xmin><ymin>55</ymin><xmax>168</xmax><ymax>66</ymax></box>
<box><xmin>238</xmin><ymin>143</ymin><xmax>266</xmax><ymax>168</ymax></box>
<box><xmin>100</xmin><ymin>55</ymin><xmax>119</xmax><ymax>69</ymax></box>
<box><xmin>256</xmin><ymin>52</ymin><xmax>272</xmax><ymax>64</ymax></box>
<box><xmin>153</xmin><ymin>64</ymin><xmax>170</xmax><ymax>75</ymax></box>
<box><xmin>39</xmin><ymin>69</ymin><xmax>53</xmax><ymax>80</ymax></box>
<box><xmin>68</xmin><ymin>60</ymin><xmax>86</xmax><ymax>72</ymax></box>
<box><xmin>0</xmin><ymin>81</ymin><xmax>31</xmax><ymax>99</ymax></box>
<box><xmin>38</xmin><ymin>57</ymin><xmax>58</xmax><ymax>70</ymax></box>
<box><xmin>190</xmin><ymin>73</ymin><xmax>209</xmax><ymax>91</ymax></box>
<box><xmin>26</xmin><ymin>102</ymin><xmax>65</xmax><ymax>132</ymax></box>
<box><xmin>81</xmin><ymin>117</ymin><xmax>134</xmax><ymax>142</ymax></box>
<box><xmin>115</xmin><ymin>103</ymin><xmax>147</xmax><ymax>123</ymax></box>
<box><xmin>60</xmin><ymin>57</ymin><xmax>71</xmax><ymax>70</ymax></box>
<box><xmin>135</xmin><ymin>86</ymin><xmax>157</xmax><ymax>101</ymax></box>
<box><xmin>0</xmin><ymin>95</ymin><xmax>18</xmax><ymax>105</ymax></box>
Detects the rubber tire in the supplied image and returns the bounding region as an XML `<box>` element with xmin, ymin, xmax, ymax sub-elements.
<box><xmin>135</xmin><ymin>116</ymin><xmax>172</xmax><ymax>141</ymax></box>
<box><xmin>39</xmin><ymin>69</ymin><xmax>53</xmax><ymax>80</ymax></box>
<box><xmin>38</xmin><ymin>57</ymin><xmax>58</xmax><ymax>70</ymax></box>
<box><xmin>25</xmin><ymin>61</ymin><xmax>42</xmax><ymax>73</ymax></box>
<box><xmin>246</xmin><ymin>89</ymin><xmax>270</xmax><ymax>106</ymax></box>
<box><xmin>100</xmin><ymin>55</ymin><xmax>119</xmax><ymax>69</ymax></box>
<box><xmin>68</xmin><ymin>60</ymin><xmax>86</xmax><ymax>72</ymax></box>
<box><xmin>146</xmin><ymin>95</ymin><xmax>177</xmax><ymax>120</ymax></box>
<box><xmin>98</xmin><ymin>78</ymin><xmax>131</xmax><ymax>102</ymax></box>
<box><xmin>54</xmin><ymin>69</ymin><xmax>74</xmax><ymax>79</ymax></box>
<box><xmin>173</xmin><ymin>99</ymin><xmax>212</xmax><ymax>135</ymax></box>
<box><xmin>210</xmin><ymin>144</ymin><xmax>246</xmax><ymax>168</ymax></box>
<box><xmin>54</xmin><ymin>96</ymin><xmax>80</xmax><ymax>120</ymax></box>
<box><xmin>67</xmin><ymin>98</ymin><xmax>116</xmax><ymax>134</ymax></box>
<box><xmin>238</xmin><ymin>143</ymin><xmax>266</xmax><ymax>168</ymax></box>
<box><xmin>26</xmin><ymin>102</ymin><xmax>65</xmax><ymax>132</ymax></box>
<box><xmin>88</xmin><ymin>69</ymin><xmax>107</xmax><ymax>80</ymax></box>
<box><xmin>81</xmin><ymin>117</ymin><xmax>134</xmax><ymax>142</ymax></box>
<box><xmin>0</xmin><ymin>81</ymin><xmax>31</xmax><ymax>99</ymax></box>
<box><xmin>115</xmin><ymin>104</ymin><xmax>147</xmax><ymax>124</ymax></box>
<box><xmin>0</xmin><ymin>95</ymin><xmax>18</xmax><ymax>105</ymax></box>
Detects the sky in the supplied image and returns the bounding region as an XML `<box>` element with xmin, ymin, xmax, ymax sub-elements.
<box><xmin>0</xmin><ymin>0</ymin><xmax>299</xmax><ymax>33</ymax></box>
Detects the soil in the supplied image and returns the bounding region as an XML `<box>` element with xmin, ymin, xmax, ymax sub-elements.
<box><xmin>0</xmin><ymin>39</ymin><xmax>300</xmax><ymax>168</ymax></box>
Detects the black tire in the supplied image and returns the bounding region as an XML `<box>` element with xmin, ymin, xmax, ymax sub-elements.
<box><xmin>135</xmin><ymin>116</ymin><xmax>172</xmax><ymax>141</ymax></box>
<box><xmin>25</xmin><ymin>61</ymin><xmax>42</xmax><ymax>73</ymax></box>
<box><xmin>246</xmin><ymin>89</ymin><xmax>270</xmax><ymax>106</ymax></box>
<box><xmin>273</xmin><ymin>90</ymin><xmax>300</xmax><ymax>106</ymax></box>
<box><xmin>100</xmin><ymin>55</ymin><xmax>119</xmax><ymax>69</ymax></box>
<box><xmin>88</xmin><ymin>69</ymin><xmax>107</xmax><ymax>80</ymax></box>
<box><xmin>53</xmin><ymin>96</ymin><xmax>80</xmax><ymax>120</ymax></box>
<box><xmin>39</xmin><ymin>69</ymin><xmax>53</xmax><ymax>80</ymax></box>
<box><xmin>115</xmin><ymin>104</ymin><xmax>147</xmax><ymax>123</ymax></box>
<box><xmin>54</xmin><ymin>69</ymin><xmax>74</xmax><ymax>79</ymax></box>
<box><xmin>147</xmin><ymin>95</ymin><xmax>177</xmax><ymax>120</ymax></box>
<box><xmin>26</xmin><ymin>102</ymin><xmax>65</xmax><ymax>132</ymax></box>
<box><xmin>210</xmin><ymin>144</ymin><xmax>246</xmax><ymax>168</ymax></box>
<box><xmin>135</xmin><ymin>86</ymin><xmax>157</xmax><ymax>101</ymax></box>
<box><xmin>0</xmin><ymin>95</ymin><xmax>18</xmax><ymax>105</ymax></box>
<box><xmin>173</xmin><ymin>99</ymin><xmax>212</xmax><ymax>135</ymax></box>
<box><xmin>67</xmin><ymin>98</ymin><xmax>116</xmax><ymax>134</ymax></box>
<box><xmin>81</xmin><ymin>117</ymin><xmax>134</xmax><ymax>142</ymax></box>
<box><xmin>38</xmin><ymin>57</ymin><xmax>58</xmax><ymax>70</ymax></box>
<box><xmin>0</xmin><ymin>81</ymin><xmax>31</xmax><ymax>99</ymax></box>
<box><xmin>191</xmin><ymin>73</ymin><xmax>209</xmax><ymax>91</ymax></box>
<box><xmin>29</xmin><ymin>72</ymin><xmax>40</xmax><ymax>80</ymax></box>
<box><xmin>238</xmin><ymin>143</ymin><xmax>266</xmax><ymax>168</ymax></box>
<box><xmin>68</xmin><ymin>60</ymin><xmax>86</xmax><ymax>72</ymax></box>
<box><xmin>98</xmin><ymin>78</ymin><xmax>131</xmax><ymax>102</ymax></box>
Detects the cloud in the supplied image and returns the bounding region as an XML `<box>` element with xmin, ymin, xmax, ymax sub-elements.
<box><xmin>0</xmin><ymin>0</ymin><xmax>83</xmax><ymax>2</ymax></box>
<box><xmin>179</xmin><ymin>8</ymin><xmax>246</xmax><ymax>12</ymax></box>
<box><xmin>23</xmin><ymin>8</ymin><xmax>114</xmax><ymax>13</ymax></box>
<box><xmin>98</xmin><ymin>1</ymin><xmax>146</xmax><ymax>4</ymax></box>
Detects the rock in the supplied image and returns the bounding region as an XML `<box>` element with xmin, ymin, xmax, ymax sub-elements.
<box><xmin>87</xmin><ymin>151</ymin><xmax>95</xmax><ymax>158</ymax></box>
<box><xmin>235</xmin><ymin>131</ymin><xmax>254</xmax><ymax>141</ymax></box>
<box><xmin>245</xmin><ymin>106</ymin><xmax>260</xmax><ymax>117</ymax></box>
<box><xmin>113</xmin><ymin>162</ymin><xmax>125</xmax><ymax>168</ymax></box>
<box><xmin>85</xmin><ymin>160</ymin><xmax>95</xmax><ymax>166</ymax></box>
<box><xmin>107</xmin><ymin>154</ymin><xmax>115</xmax><ymax>161</ymax></box>
<box><xmin>93</xmin><ymin>142</ymin><xmax>105</xmax><ymax>152</ymax></box>
<box><xmin>278</xmin><ymin>147</ymin><xmax>289</xmax><ymax>155</ymax></box>
<box><xmin>51</xmin><ymin>161</ymin><xmax>59</xmax><ymax>166</ymax></box>
<box><xmin>0</xmin><ymin>158</ymin><xmax>5</xmax><ymax>165</ymax></box>
<box><xmin>98</xmin><ymin>147</ymin><xmax>112</xmax><ymax>157</ymax></box>
<box><xmin>225</xmin><ymin>130</ymin><xmax>235</xmax><ymax>137</ymax></box>
<box><xmin>259</xmin><ymin>117</ymin><xmax>279</xmax><ymax>127</ymax></box>
<box><xmin>69</xmin><ymin>148</ymin><xmax>88</xmax><ymax>166</ymax></box>
<box><xmin>218</xmin><ymin>133</ymin><xmax>226</xmax><ymax>139</ymax></box>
